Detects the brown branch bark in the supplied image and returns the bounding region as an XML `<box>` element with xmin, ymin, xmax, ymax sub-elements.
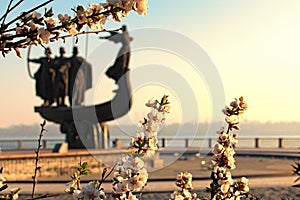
<box><xmin>31</xmin><ymin>120</ymin><xmax>47</xmax><ymax>200</ymax></box>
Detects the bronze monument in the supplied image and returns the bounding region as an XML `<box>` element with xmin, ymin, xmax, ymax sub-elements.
<box><xmin>53</xmin><ymin>47</ymin><xmax>70</xmax><ymax>107</ymax></box>
<box><xmin>34</xmin><ymin>26</ymin><xmax>132</xmax><ymax>149</ymax></box>
<box><xmin>29</xmin><ymin>48</ymin><xmax>56</xmax><ymax>107</ymax></box>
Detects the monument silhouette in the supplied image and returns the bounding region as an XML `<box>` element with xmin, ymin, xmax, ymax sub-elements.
<box><xmin>53</xmin><ymin>47</ymin><xmax>69</xmax><ymax>107</ymax></box>
<box><xmin>34</xmin><ymin>26</ymin><xmax>132</xmax><ymax>149</ymax></box>
<box><xmin>29</xmin><ymin>48</ymin><xmax>56</xmax><ymax>107</ymax></box>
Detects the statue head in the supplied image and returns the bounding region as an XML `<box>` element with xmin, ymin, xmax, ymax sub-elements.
<box><xmin>45</xmin><ymin>47</ymin><xmax>52</xmax><ymax>58</ymax></box>
<box><xmin>45</xmin><ymin>47</ymin><xmax>51</xmax><ymax>55</ymax></box>
<box><xmin>59</xmin><ymin>47</ymin><xmax>66</xmax><ymax>55</ymax></box>
<box><xmin>72</xmin><ymin>46</ymin><xmax>79</xmax><ymax>56</ymax></box>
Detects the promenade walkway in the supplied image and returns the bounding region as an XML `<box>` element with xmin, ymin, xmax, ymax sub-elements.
<box><xmin>1</xmin><ymin>148</ymin><xmax>298</xmax><ymax>196</ymax></box>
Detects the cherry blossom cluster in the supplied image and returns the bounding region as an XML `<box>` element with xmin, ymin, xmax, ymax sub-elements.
<box><xmin>208</xmin><ymin>97</ymin><xmax>250</xmax><ymax>200</ymax></box>
<box><xmin>170</xmin><ymin>172</ymin><xmax>198</xmax><ymax>200</ymax></box>
<box><xmin>64</xmin><ymin>95</ymin><xmax>170</xmax><ymax>199</ymax></box>
<box><xmin>222</xmin><ymin>96</ymin><xmax>248</xmax><ymax>131</ymax></box>
<box><xmin>112</xmin><ymin>95</ymin><xmax>170</xmax><ymax>199</ymax></box>
<box><xmin>65</xmin><ymin>162</ymin><xmax>107</xmax><ymax>200</ymax></box>
<box><xmin>112</xmin><ymin>155</ymin><xmax>148</xmax><ymax>199</ymax></box>
<box><xmin>212</xmin><ymin>131</ymin><xmax>237</xmax><ymax>170</ymax></box>
<box><xmin>0</xmin><ymin>0</ymin><xmax>148</xmax><ymax>57</ymax></box>
<box><xmin>77</xmin><ymin>181</ymin><xmax>106</xmax><ymax>200</ymax></box>
<box><xmin>130</xmin><ymin>95</ymin><xmax>170</xmax><ymax>156</ymax></box>
<box><xmin>0</xmin><ymin>168</ymin><xmax>20</xmax><ymax>200</ymax></box>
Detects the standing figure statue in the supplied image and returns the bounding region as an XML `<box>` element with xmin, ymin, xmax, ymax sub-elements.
<box><xmin>29</xmin><ymin>47</ymin><xmax>55</xmax><ymax>106</ymax></box>
<box><xmin>105</xmin><ymin>25</ymin><xmax>131</xmax><ymax>82</ymax></box>
<box><xmin>53</xmin><ymin>47</ymin><xmax>70</xmax><ymax>106</ymax></box>
<box><xmin>68</xmin><ymin>47</ymin><xmax>92</xmax><ymax>106</ymax></box>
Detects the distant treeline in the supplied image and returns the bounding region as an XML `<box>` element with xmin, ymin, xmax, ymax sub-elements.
<box><xmin>0</xmin><ymin>121</ymin><xmax>299</xmax><ymax>140</ymax></box>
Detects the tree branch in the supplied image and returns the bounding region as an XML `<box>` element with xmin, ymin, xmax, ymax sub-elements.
<box><xmin>4</xmin><ymin>0</ymin><xmax>54</xmax><ymax>30</ymax></box>
<box><xmin>0</xmin><ymin>0</ymin><xmax>14</xmax><ymax>26</ymax></box>
<box><xmin>0</xmin><ymin>0</ymin><xmax>25</xmax><ymax>23</ymax></box>
<box><xmin>31</xmin><ymin>120</ymin><xmax>47</xmax><ymax>199</ymax></box>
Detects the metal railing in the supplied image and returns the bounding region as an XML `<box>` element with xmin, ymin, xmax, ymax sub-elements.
<box><xmin>0</xmin><ymin>137</ymin><xmax>299</xmax><ymax>150</ymax></box>
<box><xmin>0</xmin><ymin>139</ymin><xmax>64</xmax><ymax>150</ymax></box>
<box><xmin>158</xmin><ymin>137</ymin><xmax>300</xmax><ymax>149</ymax></box>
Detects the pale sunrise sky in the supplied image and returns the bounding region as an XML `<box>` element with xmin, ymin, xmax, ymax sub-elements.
<box><xmin>1</xmin><ymin>1</ymin><xmax>300</xmax><ymax>128</ymax></box>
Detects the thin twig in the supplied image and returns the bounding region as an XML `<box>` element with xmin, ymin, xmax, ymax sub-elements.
<box><xmin>0</xmin><ymin>0</ymin><xmax>25</xmax><ymax>22</ymax></box>
<box><xmin>5</xmin><ymin>0</ymin><xmax>54</xmax><ymax>29</ymax></box>
<box><xmin>138</xmin><ymin>185</ymin><xmax>146</xmax><ymax>199</ymax></box>
<box><xmin>51</xmin><ymin>28</ymin><xmax>122</xmax><ymax>40</ymax></box>
<box><xmin>1</xmin><ymin>28</ymin><xmax>122</xmax><ymax>51</ymax></box>
<box><xmin>0</xmin><ymin>0</ymin><xmax>14</xmax><ymax>26</ymax></box>
<box><xmin>99</xmin><ymin>164</ymin><xmax>117</xmax><ymax>188</ymax></box>
<box><xmin>31</xmin><ymin>120</ymin><xmax>47</xmax><ymax>200</ymax></box>
<box><xmin>0</xmin><ymin>0</ymin><xmax>25</xmax><ymax>21</ymax></box>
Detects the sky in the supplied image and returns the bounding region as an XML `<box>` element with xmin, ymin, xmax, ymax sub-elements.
<box><xmin>1</xmin><ymin>1</ymin><xmax>300</xmax><ymax>128</ymax></box>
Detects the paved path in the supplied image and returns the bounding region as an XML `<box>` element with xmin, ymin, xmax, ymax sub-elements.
<box><xmin>2</xmin><ymin>148</ymin><xmax>299</xmax><ymax>197</ymax></box>
<box><xmin>7</xmin><ymin>175</ymin><xmax>295</xmax><ymax>195</ymax></box>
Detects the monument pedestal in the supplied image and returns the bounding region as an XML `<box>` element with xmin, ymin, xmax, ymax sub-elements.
<box><xmin>35</xmin><ymin>107</ymin><xmax>109</xmax><ymax>149</ymax></box>
<box><xmin>61</xmin><ymin>121</ymin><xmax>109</xmax><ymax>149</ymax></box>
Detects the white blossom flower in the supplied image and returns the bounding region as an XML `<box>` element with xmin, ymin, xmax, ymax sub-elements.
<box><xmin>87</xmin><ymin>4</ymin><xmax>103</xmax><ymax>16</ymax></box>
<box><xmin>148</xmin><ymin>109</ymin><xmax>165</xmax><ymax>122</ymax></box>
<box><xmin>225</xmin><ymin>115</ymin><xmax>239</xmax><ymax>125</ymax></box>
<box><xmin>77</xmin><ymin>181</ymin><xmax>101</xmax><ymax>200</ymax></box>
<box><xmin>148</xmin><ymin>136</ymin><xmax>158</xmax><ymax>149</ymax></box>
<box><xmin>237</xmin><ymin>177</ymin><xmax>250</xmax><ymax>193</ymax></box>
<box><xmin>226</xmin><ymin>155</ymin><xmax>236</xmax><ymax>169</ymax></box>
<box><xmin>44</xmin><ymin>17</ymin><xmax>57</xmax><ymax>28</ymax></box>
<box><xmin>133</xmin><ymin>0</ymin><xmax>148</xmax><ymax>16</ymax></box>
<box><xmin>0</xmin><ymin>174</ymin><xmax>6</xmax><ymax>188</ymax></box>
<box><xmin>37</xmin><ymin>28</ymin><xmax>50</xmax><ymax>44</ymax></box>
<box><xmin>222</xmin><ymin>106</ymin><xmax>230</xmax><ymax>115</ymax></box>
<box><xmin>119</xmin><ymin>191</ymin><xmax>138</xmax><ymax>200</ymax></box>
<box><xmin>16</xmin><ymin>26</ymin><xmax>28</xmax><ymax>34</ymax></box>
<box><xmin>113</xmin><ymin>182</ymin><xmax>129</xmax><ymax>194</ymax></box>
<box><xmin>113</xmin><ymin>155</ymin><xmax>148</xmax><ymax>196</ymax></box>
<box><xmin>239</xmin><ymin>96</ymin><xmax>248</xmax><ymax>110</ymax></box>
<box><xmin>10</xmin><ymin>188</ymin><xmax>20</xmax><ymax>200</ymax></box>
<box><xmin>218</xmin><ymin>132</ymin><xmax>228</xmax><ymax>144</ymax></box>
<box><xmin>88</xmin><ymin>16</ymin><xmax>108</xmax><ymax>31</ymax></box>
<box><xmin>210</xmin><ymin>97</ymin><xmax>249</xmax><ymax>199</ymax></box>
<box><xmin>66</xmin><ymin>23</ymin><xmax>78</xmax><ymax>36</ymax></box>
<box><xmin>212</xmin><ymin>143</ymin><xmax>224</xmax><ymax>155</ymax></box>
<box><xmin>175</xmin><ymin>172</ymin><xmax>193</xmax><ymax>190</ymax></box>
<box><xmin>128</xmin><ymin>176</ymin><xmax>144</xmax><ymax>191</ymax></box>
<box><xmin>145</xmin><ymin>119</ymin><xmax>159</xmax><ymax>133</ymax></box>
<box><xmin>162</xmin><ymin>105</ymin><xmax>171</xmax><ymax>113</ymax></box>
<box><xmin>123</xmin><ymin>156</ymin><xmax>144</xmax><ymax>170</ymax></box>
<box><xmin>58</xmin><ymin>14</ymin><xmax>71</xmax><ymax>24</ymax></box>
<box><xmin>121</xmin><ymin>0</ymin><xmax>135</xmax><ymax>8</ymax></box>
<box><xmin>65</xmin><ymin>179</ymin><xmax>77</xmax><ymax>193</ymax></box>
<box><xmin>170</xmin><ymin>189</ymin><xmax>198</xmax><ymax>200</ymax></box>
<box><xmin>28</xmin><ymin>22</ymin><xmax>37</xmax><ymax>31</ymax></box>
<box><xmin>112</xmin><ymin>11</ymin><xmax>123</xmax><ymax>22</ymax></box>
<box><xmin>220</xmin><ymin>182</ymin><xmax>230</xmax><ymax>194</ymax></box>
<box><xmin>145</xmin><ymin>98</ymin><xmax>158</xmax><ymax>108</ymax></box>
<box><xmin>77</xmin><ymin>9</ymin><xmax>88</xmax><ymax>24</ymax></box>
<box><xmin>26</xmin><ymin>11</ymin><xmax>42</xmax><ymax>19</ymax></box>
<box><xmin>230</xmin><ymin>99</ymin><xmax>239</xmax><ymax>109</ymax></box>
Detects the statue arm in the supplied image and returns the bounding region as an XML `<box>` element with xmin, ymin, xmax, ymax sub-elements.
<box><xmin>28</xmin><ymin>58</ymin><xmax>41</xmax><ymax>63</ymax></box>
